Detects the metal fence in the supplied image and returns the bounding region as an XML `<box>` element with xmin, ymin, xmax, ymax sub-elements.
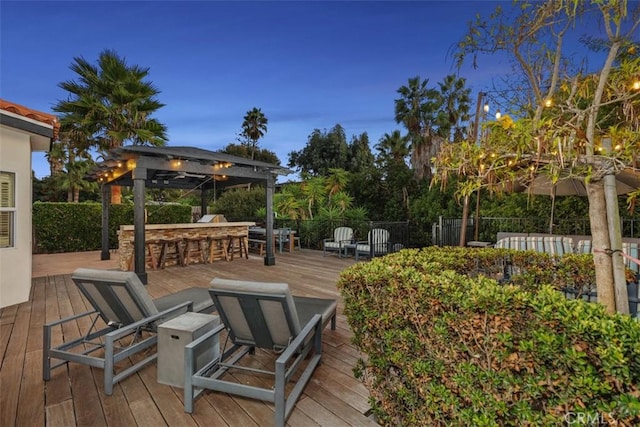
<box><xmin>433</xmin><ymin>216</ymin><xmax>640</xmax><ymax>247</ymax></box>
<box><xmin>230</xmin><ymin>217</ymin><xmax>410</xmax><ymax>257</ymax></box>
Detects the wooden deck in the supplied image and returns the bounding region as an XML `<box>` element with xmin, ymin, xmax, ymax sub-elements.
<box><xmin>0</xmin><ymin>249</ymin><xmax>378</xmax><ymax>427</ymax></box>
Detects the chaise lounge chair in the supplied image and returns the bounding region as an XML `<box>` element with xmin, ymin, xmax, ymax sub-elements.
<box><xmin>184</xmin><ymin>278</ymin><xmax>337</xmax><ymax>426</ymax></box>
<box><xmin>43</xmin><ymin>268</ymin><xmax>214</xmax><ymax>395</ymax></box>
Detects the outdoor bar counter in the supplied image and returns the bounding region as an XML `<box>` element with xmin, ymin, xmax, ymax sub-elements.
<box><xmin>117</xmin><ymin>222</ymin><xmax>255</xmax><ymax>270</ymax></box>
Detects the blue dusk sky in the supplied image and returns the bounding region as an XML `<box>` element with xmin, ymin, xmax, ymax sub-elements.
<box><xmin>0</xmin><ymin>1</ymin><xmax>603</xmax><ymax>179</ymax></box>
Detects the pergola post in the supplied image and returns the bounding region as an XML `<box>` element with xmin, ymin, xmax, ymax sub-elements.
<box><xmin>100</xmin><ymin>184</ymin><xmax>110</xmax><ymax>260</ymax></box>
<box><xmin>200</xmin><ymin>187</ymin><xmax>208</xmax><ymax>219</ymax></box>
<box><xmin>132</xmin><ymin>167</ymin><xmax>148</xmax><ymax>284</ymax></box>
<box><xmin>264</xmin><ymin>174</ymin><xmax>276</xmax><ymax>266</ymax></box>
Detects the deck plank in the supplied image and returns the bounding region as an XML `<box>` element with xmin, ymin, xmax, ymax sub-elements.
<box><xmin>296</xmin><ymin>395</ymin><xmax>351</xmax><ymax>427</ymax></box>
<box><xmin>45</xmin><ymin>399</ymin><xmax>76</xmax><ymax>427</ymax></box>
<box><xmin>98</xmin><ymin>379</ymin><xmax>138</xmax><ymax>427</ymax></box>
<box><xmin>16</xmin><ymin>350</ymin><xmax>46</xmax><ymax>426</ymax></box>
<box><xmin>0</xmin><ymin>301</ymin><xmax>31</xmax><ymax>427</ymax></box>
<box><xmin>1</xmin><ymin>249</ymin><xmax>376</xmax><ymax>426</ymax></box>
<box><xmin>0</xmin><ymin>301</ymin><xmax>18</xmax><ymax>326</ymax></box>
<box><xmin>136</xmin><ymin>363</ymin><xmax>199</xmax><ymax>427</ymax></box>
<box><xmin>0</xmin><ymin>324</ymin><xmax>12</xmax><ymax>367</ymax></box>
<box><xmin>69</xmin><ymin>363</ymin><xmax>106</xmax><ymax>426</ymax></box>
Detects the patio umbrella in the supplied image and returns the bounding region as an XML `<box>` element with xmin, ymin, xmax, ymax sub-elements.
<box><xmin>524</xmin><ymin>168</ymin><xmax>640</xmax><ymax>234</ymax></box>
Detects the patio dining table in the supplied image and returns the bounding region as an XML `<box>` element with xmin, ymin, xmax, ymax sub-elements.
<box><xmin>249</xmin><ymin>227</ymin><xmax>297</xmax><ymax>253</ymax></box>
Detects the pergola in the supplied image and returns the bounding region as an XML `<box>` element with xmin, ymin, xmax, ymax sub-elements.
<box><xmin>86</xmin><ymin>145</ymin><xmax>291</xmax><ymax>283</ymax></box>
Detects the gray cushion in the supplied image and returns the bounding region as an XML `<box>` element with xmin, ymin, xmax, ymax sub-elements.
<box><xmin>153</xmin><ymin>287</ymin><xmax>215</xmax><ymax>314</ymax></box>
<box><xmin>210</xmin><ymin>278</ymin><xmax>302</xmax><ymax>346</ymax></box>
<box><xmin>72</xmin><ymin>268</ymin><xmax>158</xmax><ymax>325</ymax></box>
<box><xmin>293</xmin><ymin>296</ymin><xmax>337</xmax><ymax>330</ymax></box>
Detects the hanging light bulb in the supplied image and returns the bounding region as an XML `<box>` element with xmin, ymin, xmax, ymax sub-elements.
<box><xmin>495</xmin><ymin>110</ymin><xmax>502</xmax><ymax>119</ymax></box>
<box><xmin>483</xmin><ymin>103</ymin><xmax>489</xmax><ymax>113</ymax></box>
<box><xmin>544</xmin><ymin>99</ymin><xmax>553</xmax><ymax>107</ymax></box>
<box><xmin>633</xmin><ymin>80</ymin><xmax>640</xmax><ymax>91</ymax></box>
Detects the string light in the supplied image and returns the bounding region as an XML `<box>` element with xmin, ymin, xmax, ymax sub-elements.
<box><xmin>495</xmin><ymin>110</ymin><xmax>502</xmax><ymax>119</ymax></box>
<box><xmin>544</xmin><ymin>99</ymin><xmax>553</xmax><ymax>107</ymax></box>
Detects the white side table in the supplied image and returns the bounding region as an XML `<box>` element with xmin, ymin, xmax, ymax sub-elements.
<box><xmin>158</xmin><ymin>312</ymin><xmax>220</xmax><ymax>388</ymax></box>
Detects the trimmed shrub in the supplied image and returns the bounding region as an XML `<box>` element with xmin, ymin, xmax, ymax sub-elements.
<box><xmin>338</xmin><ymin>248</ymin><xmax>640</xmax><ymax>426</ymax></box>
<box><xmin>33</xmin><ymin>202</ymin><xmax>191</xmax><ymax>253</ymax></box>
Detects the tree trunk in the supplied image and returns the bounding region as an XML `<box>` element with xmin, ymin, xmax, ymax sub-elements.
<box><xmin>111</xmin><ymin>185</ymin><xmax>122</xmax><ymax>204</ymax></box>
<box><xmin>459</xmin><ymin>194</ymin><xmax>470</xmax><ymax>247</ymax></box>
<box><xmin>586</xmin><ymin>181</ymin><xmax>616</xmax><ymax>314</ymax></box>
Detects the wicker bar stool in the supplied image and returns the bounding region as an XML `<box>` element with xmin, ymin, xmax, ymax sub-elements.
<box><xmin>127</xmin><ymin>239</ymin><xmax>162</xmax><ymax>270</ymax></box>
<box><xmin>226</xmin><ymin>232</ymin><xmax>248</xmax><ymax>260</ymax></box>
<box><xmin>158</xmin><ymin>238</ymin><xmax>184</xmax><ymax>269</ymax></box>
<box><xmin>183</xmin><ymin>236</ymin><xmax>207</xmax><ymax>266</ymax></box>
<box><xmin>207</xmin><ymin>235</ymin><xmax>229</xmax><ymax>262</ymax></box>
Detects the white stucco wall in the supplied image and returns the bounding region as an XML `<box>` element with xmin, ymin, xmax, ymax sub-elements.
<box><xmin>0</xmin><ymin>125</ymin><xmax>35</xmax><ymax>308</ymax></box>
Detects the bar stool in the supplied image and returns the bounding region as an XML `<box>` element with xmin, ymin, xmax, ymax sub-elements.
<box><xmin>127</xmin><ymin>239</ymin><xmax>161</xmax><ymax>270</ymax></box>
<box><xmin>183</xmin><ymin>236</ymin><xmax>207</xmax><ymax>266</ymax></box>
<box><xmin>207</xmin><ymin>235</ymin><xmax>229</xmax><ymax>262</ymax></box>
<box><xmin>227</xmin><ymin>232</ymin><xmax>248</xmax><ymax>260</ymax></box>
<box><xmin>158</xmin><ymin>238</ymin><xmax>184</xmax><ymax>269</ymax></box>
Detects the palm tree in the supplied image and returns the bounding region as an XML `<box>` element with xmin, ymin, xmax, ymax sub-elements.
<box><xmin>54</xmin><ymin>49</ymin><xmax>168</xmax><ymax>204</ymax></box>
<box><xmin>62</xmin><ymin>159</ymin><xmax>97</xmax><ymax>202</ymax></box>
<box><xmin>45</xmin><ymin>141</ymin><xmax>67</xmax><ymax>176</ymax></box>
<box><xmin>330</xmin><ymin>191</ymin><xmax>353</xmax><ymax>213</ymax></box>
<box><xmin>394</xmin><ymin>76</ymin><xmax>441</xmax><ymax>181</ymax></box>
<box><xmin>274</xmin><ymin>191</ymin><xmax>305</xmax><ymax>220</ymax></box>
<box><xmin>437</xmin><ymin>74</ymin><xmax>471</xmax><ymax>142</ymax></box>
<box><xmin>375</xmin><ymin>130</ymin><xmax>410</xmax><ymax>164</ymax></box>
<box><xmin>301</xmin><ymin>176</ymin><xmax>327</xmax><ymax>219</ymax></box>
<box><xmin>325</xmin><ymin>168</ymin><xmax>348</xmax><ymax>198</ymax></box>
<box><xmin>240</xmin><ymin>107</ymin><xmax>268</xmax><ymax>160</ymax></box>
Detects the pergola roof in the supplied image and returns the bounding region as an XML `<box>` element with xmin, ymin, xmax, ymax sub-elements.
<box><xmin>88</xmin><ymin>145</ymin><xmax>291</xmax><ymax>190</ymax></box>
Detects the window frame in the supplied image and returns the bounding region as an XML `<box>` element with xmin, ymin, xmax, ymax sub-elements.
<box><xmin>0</xmin><ymin>171</ymin><xmax>16</xmax><ymax>248</ymax></box>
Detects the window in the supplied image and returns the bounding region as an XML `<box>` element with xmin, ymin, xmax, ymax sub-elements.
<box><xmin>0</xmin><ymin>172</ymin><xmax>15</xmax><ymax>248</ymax></box>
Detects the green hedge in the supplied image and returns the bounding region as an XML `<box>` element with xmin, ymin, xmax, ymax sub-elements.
<box><xmin>32</xmin><ymin>202</ymin><xmax>192</xmax><ymax>253</ymax></box>
<box><xmin>337</xmin><ymin>248</ymin><xmax>640</xmax><ymax>426</ymax></box>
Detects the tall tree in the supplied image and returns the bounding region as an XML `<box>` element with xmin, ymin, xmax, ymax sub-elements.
<box><xmin>288</xmin><ymin>125</ymin><xmax>349</xmax><ymax>176</ymax></box>
<box><xmin>221</xmin><ymin>142</ymin><xmax>280</xmax><ymax>165</ymax></box>
<box><xmin>394</xmin><ymin>76</ymin><xmax>442</xmax><ymax>181</ymax></box>
<box><xmin>60</xmin><ymin>159</ymin><xmax>97</xmax><ymax>202</ymax></box>
<box><xmin>436</xmin><ymin>74</ymin><xmax>472</xmax><ymax>142</ymax></box>
<box><xmin>375</xmin><ymin>131</ymin><xmax>415</xmax><ymax>219</ymax></box>
<box><xmin>54</xmin><ymin>49</ymin><xmax>168</xmax><ymax>204</ymax></box>
<box><xmin>347</xmin><ymin>132</ymin><xmax>375</xmax><ymax>173</ymax></box>
<box><xmin>453</xmin><ymin>0</ymin><xmax>640</xmax><ymax>313</ymax></box>
<box><xmin>45</xmin><ymin>141</ymin><xmax>67</xmax><ymax>176</ymax></box>
<box><xmin>239</xmin><ymin>107</ymin><xmax>268</xmax><ymax>160</ymax></box>
<box><xmin>375</xmin><ymin>130</ymin><xmax>410</xmax><ymax>165</ymax></box>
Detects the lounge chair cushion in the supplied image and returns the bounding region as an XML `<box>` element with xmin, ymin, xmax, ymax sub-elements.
<box><xmin>210</xmin><ymin>278</ymin><xmax>301</xmax><ymax>347</ymax></box>
<box><xmin>293</xmin><ymin>296</ymin><xmax>337</xmax><ymax>331</ymax></box>
<box><xmin>72</xmin><ymin>268</ymin><xmax>159</xmax><ymax>325</ymax></box>
<box><xmin>154</xmin><ymin>287</ymin><xmax>214</xmax><ymax>314</ymax></box>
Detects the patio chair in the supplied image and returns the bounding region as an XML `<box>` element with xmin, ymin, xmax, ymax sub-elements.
<box><xmin>43</xmin><ymin>268</ymin><xmax>214</xmax><ymax>395</ymax></box>
<box><xmin>355</xmin><ymin>228</ymin><xmax>390</xmax><ymax>260</ymax></box>
<box><xmin>184</xmin><ymin>278</ymin><xmax>337</xmax><ymax>426</ymax></box>
<box><xmin>323</xmin><ymin>226</ymin><xmax>353</xmax><ymax>257</ymax></box>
